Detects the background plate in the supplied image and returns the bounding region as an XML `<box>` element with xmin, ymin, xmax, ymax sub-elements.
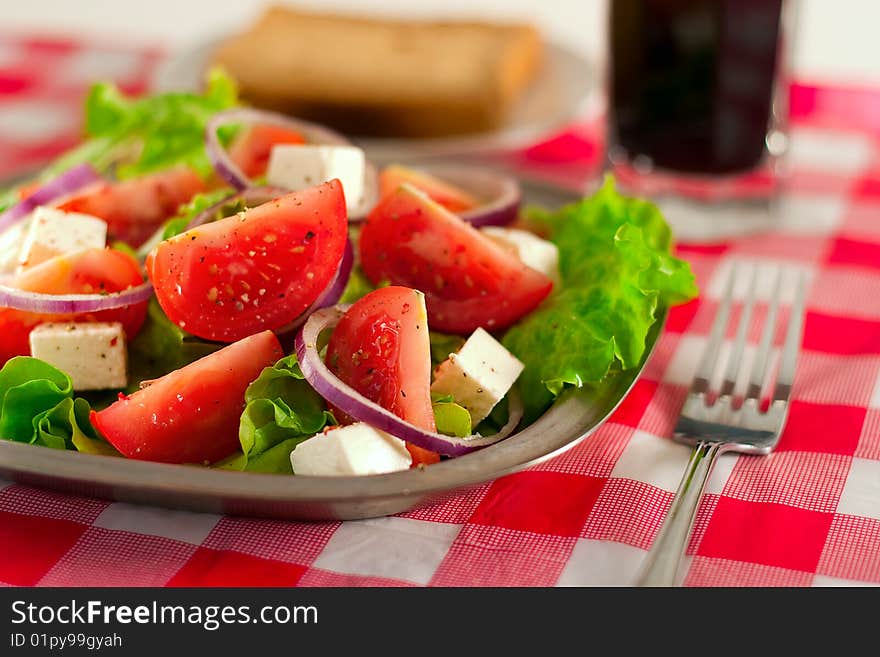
<box><xmin>0</xmin><ymin>178</ymin><xmax>662</xmax><ymax>521</ymax></box>
<box><xmin>152</xmin><ymin>36</ymin><xmax>600</xmax><ymax>164</ymax></box>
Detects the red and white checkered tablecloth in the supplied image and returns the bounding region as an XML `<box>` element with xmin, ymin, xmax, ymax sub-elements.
<box><xmin>1</xmin><ymin>33</ymin><xmax>880</xmax><ymax>588</ymax></box>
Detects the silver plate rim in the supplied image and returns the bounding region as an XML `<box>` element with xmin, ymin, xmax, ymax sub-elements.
<box><xmin>0</xmin><ymin>311</ymin><xmax>664</xmax><ymax>519</ymax></box>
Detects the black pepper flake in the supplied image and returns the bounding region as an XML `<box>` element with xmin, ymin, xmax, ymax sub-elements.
<box><xmin>305</xmin><ymin>231</ymin><xmax>315</xmax><ymax>241</ymax></box>
<box><xmin>401</xmin><ymin>390</ymin><xmax>407</xmax><ymax>398</ymax></box>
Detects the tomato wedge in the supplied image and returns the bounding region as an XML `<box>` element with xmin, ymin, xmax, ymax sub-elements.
<box><xmin>56</xmin><ymin>124</ymin><xmax>306</xmax><ymax>247</ymax></box>
<box><xmin>146</xmin><ymin>180</ymin><xmax>347</xmax><ymax>342</ymax></box>
<box><xmin>91</xmin><ymin>330</ymin><xmax>283</xmax><ymax>464</ymax></box>
<box><xmin>0</xmin><ymin>248</ymin><xmax>148</xmax><ymax>364</ymax></box>
<box><xmin>379</xmin><ymin>165</ymin><xmax>478</xmax><ymax>213</ymax></box>
<box><xmin>326</xmin><ymin>286</ymin><xmax>440</xmax><ymax>466</ymax></box>
<box><xmin>359</xmin><ymin>184</ymin><xmax>554</xmax><ymax>334</ymax></box>
<box><xmin>58</xmin><ymin>167</ymin><xmax>207</xmax><ymax>247</ymax></box>
<box><xmin>228</xmin><ymin>124</ymin><xmax>306</xmax><ymax>179</ymax></box>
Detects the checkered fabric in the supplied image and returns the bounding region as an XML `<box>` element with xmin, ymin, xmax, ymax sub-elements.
<box><xmin>1</xmin><ymin>33</ymin><xmax>879</xmax><ymax>587</ymax></box>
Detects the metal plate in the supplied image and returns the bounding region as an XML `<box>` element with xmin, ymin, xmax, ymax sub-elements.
<box><xmin>0</xmin><ymin>179</ymin><xmax>664</xmax><ymax>521</ymax></box>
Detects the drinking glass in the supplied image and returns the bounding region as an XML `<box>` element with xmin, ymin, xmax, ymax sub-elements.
<box><xmin>606</xmin><ymin>0</ymin><xmax>797</xmax><ymax>235</ymax></box>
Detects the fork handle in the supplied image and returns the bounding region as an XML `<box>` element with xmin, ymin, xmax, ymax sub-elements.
<box><xmin>635</xmin><ymin>441</ymin><xmax>726</xmax><ymax>587</ymax></box>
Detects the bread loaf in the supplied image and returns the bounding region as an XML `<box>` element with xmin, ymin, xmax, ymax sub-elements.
<box><xmin>212</xmin><ymin>5</ymin><xmax>542</xmax><ymax>138</ymax></box>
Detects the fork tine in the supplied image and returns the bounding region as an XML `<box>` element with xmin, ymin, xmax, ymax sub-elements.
<box><xmin>719</xmin><ymin>265</ymin><xmax>759</xmax><ymax>398</ymax></box>
<box><xmin>745</xmin><ymin>267</ymin><xmax>784</xmax><ymax>401</ymax></box>
<box><xmin>773</xmin><ymin>271</ymin><xmax>808</xmax><ymax>403</ymax></box>
<box><xmin>691</xmin><ymin>263</ymin><xmax>737</xmax><ymax>395</ymax></box>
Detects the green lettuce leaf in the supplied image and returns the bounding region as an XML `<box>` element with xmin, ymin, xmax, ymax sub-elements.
<box><xmin>0</xmin><ymin>357</ymin><xmax>116</xmax><ymax>453</ymax></box>
<box><xmin>36</xmin><ymin>397</ymin><xmax>120</xmax><ymax>455</ymax></box>
<box><xmin>220</xmin><ymin>354</ymin><xmax>335</xmax><ymax>473</ymax></box>
<box><xmin>0</xmin><ymin>357</ymin><xmax>72</xmax><ymax>443</ymax></box>
<box><xmin>160</xmin><ymin>187</ymin><xmax>244</xmax><ymax>240</ymax></box>
<box><xmin>502</xmin><ymin>176</ymin><xmax>698</xmax><ymax>421</ymax></box>
<box><xmin>430</xmin><ymin>394</ymin><xmax>472</xmax><ymax>437</ymax></box>
<box><xmin>41</xmin><ymin>68</ymin><xmax>239</xmax><ymax>182</ymax></box>
<box><xmin>474</xmin><ymin>395</ymin><xmax>511</xmax><ymax>437</ymax></box>
<box><xmin>339</xmin><ymin>266</ymin><xmax>387</xmax><ymax>305</ymax></box>
<box><xmin>429</xmin><ymin>331</ymin><xmax>465</xmax><ymax>367</ymax></box>
<box><xmin>125</xmin><ymin>299</ymin><xmax>222</xmax><ymax>393</ymax></box>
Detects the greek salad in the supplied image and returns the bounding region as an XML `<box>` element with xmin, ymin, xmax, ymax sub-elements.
<box><xmin>0</xmin><ymin>71</ymin><xmax>698</xmax><ymax>476</ymax></box>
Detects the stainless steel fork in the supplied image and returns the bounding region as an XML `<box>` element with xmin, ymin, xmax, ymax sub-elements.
<box><xmin>635</xmin><ymin>264</ymin><xmax>807</xmax><ymax>587</ymax></box>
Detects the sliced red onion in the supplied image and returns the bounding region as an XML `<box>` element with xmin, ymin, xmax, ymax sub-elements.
<box><xmin>354</xmin><ymin>163</ymin><xmax>521</xmax><ymax>227</ymax></box>
<box><xmin>0</xmin><ymin>164</ymin><xmax>102</xmax><ymax>234</ymax></box>
<box><xmin>205</xmin><ymin>108</ymin><xmax>350</xmax><ymax>191</ymax></box>
<box><xmin>0</xmin><ymin>279</ymin><xmax>153</xmax><ymax>314</ymax></box>
<box><xmin>433</xmin><ymin>164</ymin><xmax>521</xmax><ymax>227</ymax></box>
<box><xmin>276</xmin><ymin>239</ymin><xmax>354</xmax><ymax>335</ymax></box>
<box><xmin>295</xmin><ymin>305</ymin><xmax>524</xmax><ymax>456</ymax></box>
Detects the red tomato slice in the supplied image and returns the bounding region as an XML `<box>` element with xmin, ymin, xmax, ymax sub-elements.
<box><xmin>52</xmin><ymin>124</ymin><xmax>303</xmax><ymax>248</ymax></box>
<box><xmin>92</xmin><ymin>329</ymin><xmax>283</xmax><ymax>464</ymax></box>
<box><xmin>0</xmin><ymin>248</ymin><xmax>148</xmax><ymax>364</ymax></box>
<box><xmin>379</xmin><ymin>165</ymin><xmax>478</xmax><ymax>213</ymax></box>
<box><xmin>146</xmin><ymin>180</ymin><xmax>347</xmax><ymax>342</ymax></box>
<box><xmin>58</xmin><ymin>166</ymin><xmax>207</xmax><ymax>247</ymax></box>
<box><xmin>228</xmin><ymin>124</ymin><xmax>306</xmax><ymax>179</ymax></box>
<box><xmin>325</xmin><ymin>286</ymin><xmax>440</xmax><ymax>466</ymax></box>
<box><xmin>359</xmin><ymin>184</ymin><xmax>554</xmax><ymax>334</ymax></box>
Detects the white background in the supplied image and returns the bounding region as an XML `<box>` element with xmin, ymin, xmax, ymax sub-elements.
<box><xmin>1</xmin><ymin>0</ymin><xmax>879</xmax><ymax>86</ymax></box>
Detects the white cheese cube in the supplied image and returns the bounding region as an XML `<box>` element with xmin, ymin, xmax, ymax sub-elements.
<box><xmin>17</xmin><ymin>206</ymin><xmax>107</xmax><ymax>271</ymax></box>
<box><xmin>430</xmin><ymin>327</ymin><xmax>524</xmax><ymax>427</ymax></box>
<box><xmin>290</xmin><ymin>423</ymin><xmax>412</xmax><ymax>476</ymax></box>
<box><xmin>481</xmin><ymin>226</ymin><xmax>560</xmax><ymax>286</ymax></box>
<box><xmin>267</xmin><ymin>144</ymin><xmax>366</xmax><ymax>215</ymax></box>
<box><xmin>29</xmin><ymin>322</ymin><xmax>128</xmax><ymax>391</ymax></box>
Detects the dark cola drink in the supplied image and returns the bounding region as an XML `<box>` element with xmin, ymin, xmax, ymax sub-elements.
<box><xmin>609</xmin><ymin>0</ymin><xmax>785</xmax><ymax>176</ymax></box>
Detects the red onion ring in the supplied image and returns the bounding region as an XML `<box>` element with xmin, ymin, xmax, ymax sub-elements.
<box><xmin>295</xmin><ymin>305</ymin><xmax>524</xmax><ymax>456</ymax></box>
<box><xmin>205</xmin><ymin>109</ymin><xmax>379</xmax><ymax>220</ymax></box>
<box><xmin>276</xmin><ymin>239</ymin><xmax>354</xmax><ymax>335</ymax></box>
<box><xmin>0</xmin><ymin>280</ymin><xmax>153</xmax><ymax>314</ymax></box>
<box><xmin>355</xmin><ymin>163</ymin><xmax>521</xmax><ymax>227</ymax></box>
<box><xmin>205</xmin><ymin>108</ymin><xmax>349</xmax><ymax>191</ymax></box>
<box><xmin>429</xmin><ymin>164</ymin><xmax>521</xmax><ymax>227</ymax></box>
<box><xmin>0</xmin><ymin>164</ymin><xmax>102</xmax><ymax>234</ymax></box>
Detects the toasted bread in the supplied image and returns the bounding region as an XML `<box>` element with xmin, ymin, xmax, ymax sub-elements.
<box><xmin>211</xmin><ymin>5</ymin><xmax>542</xmax><ymax>138</ymax></box>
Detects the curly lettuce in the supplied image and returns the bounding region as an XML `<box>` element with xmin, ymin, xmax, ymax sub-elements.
<box><xmin>124</xmin><ymin>299</ymin><xmax>222</xmax><ymax>396</ymax></box>
<box><xmin>0</xmin><ymin>357</ymin><xmax>117</xmax><ymax>454</ymax></box>
<box><xmin>217</xmin><ymin>355</ymin><xmax>336</xmax><ymax>473</ymax></box>
<box><xmin>503</xmin><ymin>176</ymin><xmax>698</xmax><ymax>421</ymax></box>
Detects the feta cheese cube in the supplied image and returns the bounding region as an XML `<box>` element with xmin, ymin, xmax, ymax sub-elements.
<box><xmin>430</xmin><ymin>327</ymin><xmax>524</xmax><ymax>427</ymax></box>
<box><xmin>17</xmin><ymin>206</ymin><xmax>107</xmax><ymax>271</ymax></box>
<box><xmin>481</xmin><ymin>226</ymin><xmax>560</xmax><ymax>286</ymax></box>
<box><xmin>29</xmin><ymin>322</ymin><xmax>128</xmax><ymax>390</ymax></box>
<box><xmin>267</xmin><ymin>144</ymin><xmax>366</xmax><ymax>215</ymax></box>
<box><xmin>290</xmin><ymin>423</ymin><xmax>412</xmax><ymax>476</ymax></box>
